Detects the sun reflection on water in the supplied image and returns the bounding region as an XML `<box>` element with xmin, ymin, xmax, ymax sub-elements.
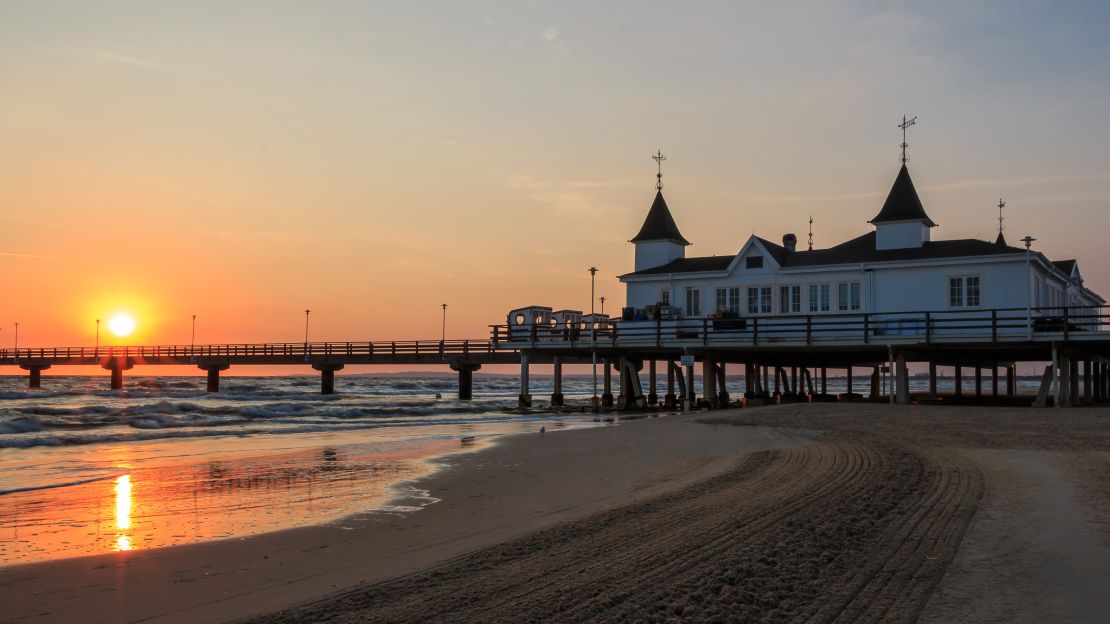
<box><xmin>114</xmin><ymin>474</ymin><xmax>132</xmax><ymax>551</ymax></box>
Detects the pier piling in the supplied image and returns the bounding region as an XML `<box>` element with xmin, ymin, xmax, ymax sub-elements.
<box><xmin>311</xmin><ymin>363</ymin><xmax>344</xmax><ymax>395</ymax></box>
<box><xmin>551</xmin><ymin>356</ymin><xmax>564</xmax><ymax>406</ymax></box>
<box><xmin>198</xmin><ymin>363</ymin><xmax>230</xmax><ymax>393</ymax></box>
<box><xmin>450</xmin><ymin>362</ymin><xmax>481</xmax><ymax>400</ymax></box>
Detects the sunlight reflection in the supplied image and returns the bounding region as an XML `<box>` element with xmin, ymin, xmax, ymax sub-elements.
<box><xmin>113</xmin><ymin>474</ymin><xmax>133</xmax><ymax>551</ymax></box>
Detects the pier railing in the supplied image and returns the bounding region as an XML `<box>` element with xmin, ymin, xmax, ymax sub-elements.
<box><xmin>490</xmin><ymin>305</ymin><xmax>1108</xmax><ymax>349</ymax></box>
<box><xmin>0</xmin><ymin>339</ymin><xmax>496</xmax><ymax>363</ymax></box>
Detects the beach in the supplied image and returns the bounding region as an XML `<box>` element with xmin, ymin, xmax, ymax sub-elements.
<box><xmin>4</xmin><ymin>402</ymin><xmax>1110</xmax><ymax>623</ymax></box>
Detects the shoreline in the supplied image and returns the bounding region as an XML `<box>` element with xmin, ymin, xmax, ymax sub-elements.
<box><xmin>0</xmin><ymin>410</ymin><xmax>808</xmax><ymax>624</ymax></box>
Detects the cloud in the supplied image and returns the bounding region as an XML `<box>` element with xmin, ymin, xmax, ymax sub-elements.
<box><xmin>541</xmin><ymin>27</ymin><xmax>559</xmax><ymax>43</ymax></box>
<box><xmin>0</xmin><ymin>251</ymin><xmax>58</xmax><ymax>260</ymax></box>
<box><xmin>540</xmin><ymin>26</ymin><xmax>570</xmax><ymax>59</ymax></box>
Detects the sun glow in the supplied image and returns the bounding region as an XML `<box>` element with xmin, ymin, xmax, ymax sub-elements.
<box><xmin>108</xmin><ymin>314</ymin><xmax>136</xmax><ymax>337</ymax></box>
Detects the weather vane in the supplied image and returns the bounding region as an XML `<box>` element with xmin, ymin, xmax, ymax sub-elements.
<box><xmin>997</xmin><ymin>198</ymin><xmax>1006</xmax><ymax>237</ymax></box>
<box><xmin>808</xmin><ymin>215</ymin><xmax>814</xmax><ymax>251</ymax></box>
<box><xmin>898</xmin><ymin>115</ymin><xmax>917</xmax><ymax>164</ymax></box>
<box><xmin>652</xmin><ymin>149</ymin><xmax>666</xmax><ymax>191</ymax></box>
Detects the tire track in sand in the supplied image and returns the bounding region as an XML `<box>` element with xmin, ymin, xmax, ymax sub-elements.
<box><xmin>247</xmin><ymin>436</ymin><xmax>982</xmax><ymax>624</ymax></box>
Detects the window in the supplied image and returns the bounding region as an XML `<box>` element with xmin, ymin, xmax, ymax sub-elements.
<box><xmin>685</xmin><ymin>287</ymin><xmax>700</xmax><ymax>317</ymax></box>
<box><xmin>745</xmin><ymin>256</ymin><xmax>764</xmax><ymax>269</ymax></box>
<box><xmin>780</xmin><ymin>285</ymin><xmax>801</xmax><ymax>314</ymax></box>
<box><xmin>837</xmin><ymin>282</ymin><xmax>861</xmax><ymax>311</ymax></box>
<box><xmin>747</xmin><ymin>286</ymin><xmax>772</xmax><ymax>314</ymax></box>
<box><xmin>715</xmin><ymin>287</ymin><xmax>740</xmax><ymax>313</ymax></box>
<box><xmin>660</xmin><ymin>289</ymin><xmax>670</xmax><ymax>306</ymax></box>
<box><xmin>949</xmin><ymin>276</ymin><xmax>981</xmax><ymax>308</ymax></box>
<box><xmin>808</xmin><ymin>284</ymin><xmax>830</xmax><ymax>312</ymax></box>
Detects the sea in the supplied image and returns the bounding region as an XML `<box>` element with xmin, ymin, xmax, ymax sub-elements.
<box><xmin>0</xmin><ymin>370</ymin><xmax>1044</xmax><ymax>566</ymax></box>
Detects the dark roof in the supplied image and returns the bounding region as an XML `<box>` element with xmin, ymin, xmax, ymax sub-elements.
<box><xmin>995</xmin><ymin>231</ymin><xmax>1007</xmax><ymax>246</ymax></box>
<box><xmin>630</xmin><ymin>191</ymin><xmax>690</xmax><ymax>245</ymax></box>
<box><xmin>869</xmin><ymin>165</ymin><xmax>936</xmax><ymax>227</ymax></box>
<box><xmin>623</xmin><ymin>232</ymin><xmax>1028</xmax><ymax>277</ymax></box>
<box><xmin>1053</xmin><ymin>259</ymin><xmax>1077</xmax><ymax>275</ymax></box>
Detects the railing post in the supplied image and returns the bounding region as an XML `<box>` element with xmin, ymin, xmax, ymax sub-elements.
<box><xmin>991</xmin><ymin>310</ymin><xmax>998</xmax><ymax>342</ymax></box>
<box><xmin>925</xmin><ymin>311</ymin><xmax>932</xmax><ymax>344</ymax></box>
<box><xmin>656</xmin><ymin>317</ymin><xmax>661</xmax><ymax>348</ymax></box>
<box><xmin>806</xmin><ymin>315</ymin><xmax>812</xmax><ymax>345</ymax></box>
<box><xmin>702</xmin><ymin>318</ymin><xmax>708</xmax><ymax>346</ymax></box>
<box><xmin>863</xmin><ymin>313</ymin><xmax>870</xmax><ymax>344</ymax></box>
<box><xmin>1064</xmin><ymin>306</ymin><xmax>1070</xmax><ymax>340</ymax></box>
<box><xmin>753</xmin><ymin>317</ymin><xmax>759</xmax><ymax>345</ymax></box>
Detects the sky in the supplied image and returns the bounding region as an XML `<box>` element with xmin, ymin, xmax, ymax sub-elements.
<box><xmin>2</xmin><ymin>1</ymin><xmax>1109</xmax><ymax>368</ymax></box>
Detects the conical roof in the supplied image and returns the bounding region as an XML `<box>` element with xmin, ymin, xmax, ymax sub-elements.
<box><xmin>869</xmin><ymin>164</ymin><xmax>936</xmax><ymax>227</ymax></box>
<box><xmin>995</xmin><ymin>231</ymin><xmax>1007</xmax><ymax>246</ymax></box>
<box><xmin>630</xmin><ymin>191</ymin><xmax>690</xmax><ymax>245</ymax></box>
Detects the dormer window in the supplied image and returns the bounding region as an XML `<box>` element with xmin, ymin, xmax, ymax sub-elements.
<box><xmin>746</xmin><ymin>256</ymin><xmax>764</xmax><ymax>269</ymax></box>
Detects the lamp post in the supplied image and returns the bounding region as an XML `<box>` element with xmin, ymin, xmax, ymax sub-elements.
<box><xmin>589</xmin><ymin>267</ymin><xmax>598</xmax><ymax>411</ymax></box>
<box><xmin>600</xmin><ymin>296</ymin><xmax>606</xmax><ymax>316</ymax></box>
<box><xmin>14</xmin><ymin>322</ymin><xmax>19</xmax><ymax>353</ymax></box>
<box><xmin>95</xmin><ymin>319</ymin><xmax>101</xmax><ymax>357</ymax></box>
<box><xmin>190</xmin><ymin>314</ymin><xmax>197</xmax><ymax>360</ymax></box>
<box><xmin>440</xmin><ymin>303</ymin><xmax>448</xmax><ymax>360</ymax></box>
<box><xmin>304</xmin><ymin>309</ymin><xmax>311</xmax><ymax>355</ymax></box>
<box><xmin>1022</xmin><ymin>236</ymin><xmax>1036</xmax><ymax>340</ymax></box>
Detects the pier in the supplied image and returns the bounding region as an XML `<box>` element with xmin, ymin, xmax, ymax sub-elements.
<box><xmin>3</xmin><ymin>306</ymin><xmax>1110</xmax><ymax>407</ymax></box>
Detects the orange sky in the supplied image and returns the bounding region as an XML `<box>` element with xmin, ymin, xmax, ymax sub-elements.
<box><xmin>2</xmin><ymin>2</ymin><xmax>1109</xmax><ymax>376</ymax></box>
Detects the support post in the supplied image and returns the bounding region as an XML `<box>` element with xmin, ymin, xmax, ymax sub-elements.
<box><xmin>870</xmin><ymin>366</ymin><xmax>881</xmax><ymax>398</ymax></box>
<box><xmin>21</xmin><ymin>364</ymin><xmax>50</xmax><ymax>389</ymax></box>
<box><xmin>602</xmin><ymin>358</ymin><xmax>614</xmax><ymax>407</ymax></box>
<box><xmin>1083</xmin><ymin>360</ymin><xmax>1092</xmax><ymax>404</ymax></box>
<box><xmin>820</xmin><ymin>367</ymin><xmax>827</xmax><ymax>396</ymax></box>
<box><xmin>1069</xmin><ymin>357</ymin><xmax>1080</xmax><ymax>406</ymax></box>
<box><xmin>551</xmin><ymin>356</ymin><xmax>564</xmax><ymax>406</ymax></box>
<box><xmin>519</xmin><ymin>352</ymin><xmax>532</xmax><ymax>407</ymax></box>
<box><xmin>198</xmin><ymin>363</ymin><xmax>230</xmax><ymax>393</ymax></box>
<box><xmin>975</xmin><ymin>367</ymin><xmax>983</xmax><ymax>398</ymax></box>
<box><xmin>648</xmin><ymin>360</ymin><xmax>658</xmax><ymax>404</ymax></box>
<box><xmin>312</xmin><ymin>363</ymin><xmax>344</xmax><ymax>395</ymax></box>
<box><xmin>1052</xmin><ymin>344</ymin><xmax>1061</xmax><ymax>408</ymax></box>
<box><xmin>102</xmin><ymin>357</ymin><xmax>133</xmax><ymax>391</ymax></box>
<box><xmin>955</xmin><ymin>365</ymin><xmax>963</xmax><ymax>398</ymax></box>
<box><xmin>685</xmin><ymin>359</ymin><xmax>696</xmax><ymax>408</ymax></box>
<box><xmin>992</xmin><ymin>365</ymin><xmax>999</xmax><ymax>398</ymax></box>
<box><xmin>846</xmin><ymin>365</ymin><xmax>853</xmax><ymax>398</ymax></box>
<box><xmin>717</xmin><ymin>362</ymin><xmax>729</xmax><ymax>407</ymax></box>
<box><xmin>450</xmin><ymin>362</ymin><xmax>481</xmax><ymax>400</ymax></box>
<box><xmin>895</xmin><ymin>353</ymin><xmax>910</xmax><ymax>404</ymax></box>
<box><xmin>702</xmin><ymin>359</ymin><xmax>717</xmax><ymax>409</ymax></box>
<box><xmin>928</xmin><ymin>363</ymin><xmax>937</xmax><ymax>396</ymax></box>
<box><xmin>1007</xmin><ymin>364</ymin><xmax>1016</xmax><ymax>396</ymax></box>
<box><xmin>665</xmin><ymin>360</ymin><xmax>677</xmax><ymax>408</ymax></box>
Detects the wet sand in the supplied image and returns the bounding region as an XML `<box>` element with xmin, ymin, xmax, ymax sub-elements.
<box><xmin>0</xmin><ymin>413</ymin><xmax>806</xmax><ymax>624</ymax></box>
<box><xmin>241</xmin><ymin>404</ymin><xmax>1110</xmax><ymax>624</ymax></box>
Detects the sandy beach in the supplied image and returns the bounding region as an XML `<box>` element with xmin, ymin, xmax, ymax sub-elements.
<box><xmin>4</xmin><ymin>403</ymin><xmax>1110</xmax><ymax>623</ymax></box>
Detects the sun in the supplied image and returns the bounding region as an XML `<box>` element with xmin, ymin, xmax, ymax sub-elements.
<box><xmin>108</xmin><ymin>314</ymin><xmax>136</xmax><ymax>337</ymax></box>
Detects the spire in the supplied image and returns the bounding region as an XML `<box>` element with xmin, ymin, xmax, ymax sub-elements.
<box><xmin>652</xmin><ymin>149</ymin><xmax>666</xmax><ymax>191</ymax></box>
<box><xmin>869</xmin><ymin>164</ymin><xmax>936</xmax><ymax>227</ymax></box>
<box><xmin>898</xmin><ymin>115</ymin><xmax>917</xmax><ymax>164</ymax></box>
<box><xmin>630</xmin><ymin>191</ymin><xmax>690</xmax><ymax>245</ymax></box>
<box><xmin>995</xmin><ymin>198</ymin><xmax>1007</xmax><ymax>245</ymax></box>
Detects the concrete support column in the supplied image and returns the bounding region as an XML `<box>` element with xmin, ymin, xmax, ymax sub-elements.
<box><xmin>602</xmin><ymin>358</ymin><xmax>614</xmax><ymax>407</ymax></box>
<box><xmin>551</xmin><ymin>356</ymin><xmax>564</xmax><ymax>406</ymax></box>
<box><xmin>870</xmin><ymin>366</ymin><xmax>881</xmax><ymax>398</ymax></box>
<box><xmin>846</xmin><ymin>366</ymin><xmax>853</xmax><ymax>397</ymax></box>
<box><xmin>450</xmin><ymin>362</ymin><xmax>481</xmax><ymax>400</ymax></box>
<box><xmin>664</xmin><ymin>361</ymin><xmax>677</xmax><ymax>408</ymax></box>
<box><xmin>1083</xmin><ymin>360</ymin><xmax>1092</xmax><ymax>404</ymax></box>
<box><xmin>974</xmin><ymin>367</ymin><xmax>983</xmax><ymax>398</ymax></box>
<box><xmin>198</xmin><ymin>363</ymin><xmax>230</xmax><ymax>393</ymax></box>
<box><xmin>820</xmin><ymin>367</ymin><xmax>827</xmax><ymax>396</ymax></box>
<box><xmin>790</xmin><ymin>367</ymin><xmax>798</xmax><ymax>396</ymax></box>
<box><xmin>21</xmin><ymin>364</ymin><xmax>50</xmax><ymax>389</ymax></box>
<box><xmin>895</xmin><ymin>353</ymin><xmax>910</xmax><ymax>404</ymax></box>
<box><xmin>717</xmin><ymin>362</ymin><xmax>729</xmax><ymax>407</ymax></box>
<box><xmin>102</xmin><ymin>357</ymin><xmax>134</xmax><ymax>391</ymax></box>
<box><xmin>702</xmin><ymin>359</ymin><xmax>717</xmax><ymax>409</ymax></box>
<box><xmin>685</xmin><ymin>360</ymin><xmax>696</xmax><ymax>407</ymax></box>
<box><xmin>1007</xmin><ymin>364</ymin><xmax>1016</xmax><ymax>396</ymax></box>
<box><xmin>955</xmin><ymin>365</ymin><xmax>963</xmax><ymax>398</ymax></box>
<box><xmin>928</xmin><ymin>363</ymin><xmax>938</xmax><ymax>396</ymax></box>
<box><xmin>518</xmin><ymin>352</ymin><xmax>532</xmax><ymax>408</ymax></box>
<box><xmin>992</xmin><ymin>365</ymin><xmax>999</xmax><ymax>398</ymax></box>
<box><xmin>312</xmin><ymin>363</ymin><xmax>344</xmax><ymax>395</ymax></box>
<box><xmin>647</xmin><ymin>360</ymin><xmax>658</xmax><ymax>405</ymax></box>
<box><xmin>1069</xmin><ymin>357</ymin><xmax>1080</xmax><ymax>406</ymax></box>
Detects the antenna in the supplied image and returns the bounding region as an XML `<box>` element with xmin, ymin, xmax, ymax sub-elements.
<box><xmin>997</xmin><ymin>198</ymin><xmax>1006</xmax><ymax>237</ymax></box>
<box><xmin>898</xmin><ymin>115</ymin><xmax>917</xmax><ymax>164</ymax></box>
<box><xmin>808</xmin><ymin>215</ymin><xmax>814</xmax><ymax>251</ymax></box>
<box><xmin>652</xmin><ymin>149</ymin><xmax>666</xmax><ymax>191</ymax></box>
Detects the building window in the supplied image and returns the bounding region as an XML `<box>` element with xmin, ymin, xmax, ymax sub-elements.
<box><xmin>747</xmin><ymin>286</ymin><xmax>772</xmax><ymax>314</ymax></box>
<box><xmin>714</xmin><ymin>287</ymin><xmax>740</xmax><ymax>313</ymax></box>
<box><xmin>780</xmin><ymin>285</ymin><xmax>801</xmax><ymax>314</ymax></box>
<box><xmin>660</xmin><ymin>289</ymin><xmax>670</xmax><ymax>306</ymax></box>
<box><xmin>808</xmin><ymin>284</ymin><xmax>830</xmax><ymax>312</ymax></box>
<box><xmin>837</xmin><ymin>282</ymin><xmax>861</xmax><ymax>311</ymax></box>
<box><xmin>949</xmin><ymin>276</ymin><xmax>981</xmax><ymax>308</ymax></box>
<box><xmin>685</xmin><ymin>287</ymin><xmax>700</xmax><ymax>317</ymax></box>
<box><xmin>745</xmin><ymin>256</ymin><xmax>764</xmax><ymax>269</ymax></box>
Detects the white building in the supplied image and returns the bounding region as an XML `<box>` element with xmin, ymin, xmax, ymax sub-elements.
<box><xmin>620</xmin><ymin>162</ymin><xmax>1103</xmax><ymax>332</ymax></box>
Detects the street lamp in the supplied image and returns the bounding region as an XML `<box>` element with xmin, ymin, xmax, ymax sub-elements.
<box><xmin>1022</xmin><ymin>236</ymin><xmax>1036</xmax><ymax>340</ymax></box>
<box><xmin>441</xmin><ymin>304</ymin><xmax>448</xmax><ymax>343</ymax></box>
<box><xmin>14</xmin><ymin>322</ymin><xmax>19</xmax><ymax>353</ymax></box>
<box><xmin>589</xmin><ymin>267</ymin><xmax>599</xmax><ymax>410</ymax></box>
<box><xmin>95</xmin><ymin>319</ymin><xmax>101</xmax><ymax>357</ymax></box>
<box><xmin>600</xmin><ymin>296</ymin><xmax>606</xmax><ymax>316</ymax></box>
<box><xmin>190</xmin><ymin>314</ymin><xmax>197</xmax><ymax>360</ymax></box>
<box><xmin>304</xmin><ymin>309</ymin><xmax>311</xmax><ymax>354</ymax></box>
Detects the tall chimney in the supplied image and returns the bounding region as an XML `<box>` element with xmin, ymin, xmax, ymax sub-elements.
<box><xmin>783</xmin><ymin>233</ymin><xmax>797</xmax><ymax>252</ymax></box>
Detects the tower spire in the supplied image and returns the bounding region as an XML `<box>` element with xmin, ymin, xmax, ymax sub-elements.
<box><xmin>997</xmin><ymin>198</ymin><xmax>1005</xmax><ymax>236</ymax></box>
<box><xmin>808</xmin><ymin>215</ymin><xmax>814</xmax><ymax>251</ymax></box>
<box><xmin>652</xmin><ymin>149</ymin><xmax>666</xmax><ymax>191</ymax></box>
<box><xmin>898</xmin><ymin>115</ymin><xmax>917</xmax><ymax>164</ymax></box>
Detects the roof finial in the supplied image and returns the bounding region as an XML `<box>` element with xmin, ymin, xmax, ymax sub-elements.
<box><xmin>652</xmin><ymin>149</ymin><xmax>666</xmax><ymax>191</ymax></box>
<box><xmin>808</xmin><ymin>215</ymin><xmax>814</xmax><ymax>251</ymax></box>
<box><xmin>898</xmin><ymin>114</ymin><xmax>917</xmax><ymax>164</ymax></box>
<box><xmin>997</xmin><ymin>198</ymin><xmax>1006</xmax><ymax>237</ymax></box>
